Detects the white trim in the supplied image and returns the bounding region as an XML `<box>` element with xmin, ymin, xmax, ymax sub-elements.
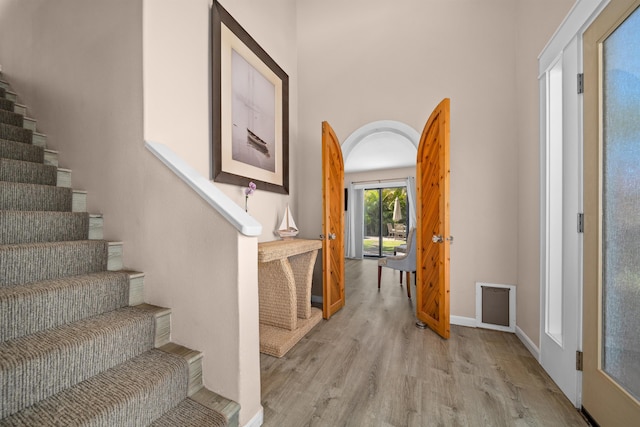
<box><xmin>475</xmin><ymin>282</ymin><xmax>516</xmax><ymax>333</ymax></box>
<box><xmin>538</xmin><ymin>0</ymin><xmax>609</xmax><ymax>75</ymax></box>
<box><xmin>450</xmin><ymin>315</ymin><xmax>476</xmax><ymax>328</ymax></box>
<box><xmin>341</xmin><ymin>120</ymin><xmax>420</xmax><ymax>162</ymax></box>
<box><xmin>516</xmin><ymin>325</ymin><xmax>541</xmax><ymax>362</ymax></box>
<box><xmin>242</xmin><ymin>407</ymin><xmax>264</xmax><ymax>427</ymax></box>
<box><xmin>145</xmin><ymin>141</ymin><xmax>262</xmax><ymax>237</ymax></box>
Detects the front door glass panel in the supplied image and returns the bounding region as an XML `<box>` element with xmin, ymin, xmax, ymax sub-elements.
<box><xmin>602</xmin><ymin>5</ymin><xmax>640</xmax><ymax>401</ymax></box>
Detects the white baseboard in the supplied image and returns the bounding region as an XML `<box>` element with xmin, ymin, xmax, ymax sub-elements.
<box><xmin>516</xmin><ymin>325</ymin><xmax>540</xmax><ymax>361</ymax></box>
<box><xmin>242</xmin><ymin>407</ymin><xmax>263</xmax><ymax>427</ymax></box>
<box><xmin>450</xmin><ymin>315</ymin><xmax>476</xmax><ymax>328</ymax></box>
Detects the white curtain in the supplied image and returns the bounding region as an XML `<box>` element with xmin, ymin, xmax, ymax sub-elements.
<box><xmin>406</xmin><ymin>176</ymin><xmax>417</xmax><ymax>228</ymax></box>
<box><xmin>345</xmin><ymin>183</ymin><xmax>364</xmax><ymax>259</ymax></box>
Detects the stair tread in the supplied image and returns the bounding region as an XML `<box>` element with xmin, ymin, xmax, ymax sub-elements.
<box><xmin>0</xmin><ymin>181</ymin><xmax>73</xmax><ymax>212</ymax></box>
<box><xmin>0</xmin><ymin>157</ymin><xmax>57</xmax><ymax>186</ymax></box>
<box><xmin>0</xmin><ymin>138</ymin><xmax>44</xmax><ymax>163</ymax></box>
<box><xmin>0</xmin><ymin>240</ymin><xmax>110</xmax><ymax>286</ymax></box>
<box><xmin>0</xmin><ymin>122</ymin><xmax>32</xmax><ymax>144</ymax></box>
<box><xmin>0</xmin><ymin>210</ymin><xmax>90</xmax><ymax>244</ymax></box>
<box><xmin>0</xmin><ymin>304</ymin><xmax>168</xmax><ymax>418</ymax></box>
<box><xmin>151</xmin><ymin>397</ymin><xmax>228</xmax><ymax>427</ymax></box>
<box><xmin>1</xmin><ymin>349</ymin><xmax>191</xmax><ymax>426</ymax></box>
<box><xmin>0</xmin><ymin>271</ymin><xmax>133</xmax><ymax>341</ymax></box>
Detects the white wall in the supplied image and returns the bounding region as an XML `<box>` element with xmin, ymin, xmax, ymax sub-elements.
<box><xmin>297</xmin><ymin>0</ymin><xmax>574</xmax><ymax>334</ymax></box>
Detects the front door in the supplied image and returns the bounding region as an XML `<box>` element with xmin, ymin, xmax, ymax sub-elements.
<box><xmin>416</xmin><ymin>98</ymin><xmax>451</xmax><ymax>339</ymax></box>
<box><xmin>583</xmin><ymin>0</ymin><xmax>640</xmax><ymax>424</ymax></box>
<box><xmin>321</xmin><ymin>121</ymin><xmax>345</xmax><ymax>319</ymax></box>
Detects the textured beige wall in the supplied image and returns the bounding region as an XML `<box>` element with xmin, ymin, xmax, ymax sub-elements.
<box><xmin>297</xmin><ymin>0</ymin><xmax>575</xmax><ymax>332</ymax></box>
<box><xmin>515</xmin><ymin>0</ymin><xmax>575</xmax><ymax>347</ymax></box>
<box><xmin>297</xmin><ymin>0</ymin><xmax>521</xmax><ymax>320</ymax></box>
<box><xmin>144</xmin><ymin>0</ymin><xmax>298</xmax><ymax>244</ymax></box>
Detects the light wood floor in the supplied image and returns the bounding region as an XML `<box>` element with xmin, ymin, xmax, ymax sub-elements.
<box><xmin>260</xmin><ymin>258</ymin><xmax>589</xmax><ymax>427</ymax></box>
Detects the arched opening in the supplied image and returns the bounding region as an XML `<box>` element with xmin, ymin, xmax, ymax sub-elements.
<box><xmin>342</xmin><ymin>120</ymin><xmax>420</xmax><ymax>259</ymax></box>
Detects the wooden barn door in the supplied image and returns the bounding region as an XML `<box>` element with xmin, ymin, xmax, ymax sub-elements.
<box><xmin>416</xmin><ymin>98</ymin><xmax>451</xmax><ymax>339</ymax></box>
<box><xmin>322</xmin><ymin>121</ymin><xmax>345</xmax><ymax>319</ymax></box>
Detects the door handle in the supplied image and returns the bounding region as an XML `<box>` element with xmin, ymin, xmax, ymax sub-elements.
<box><xmin>432</xmin><ymin>235</ymin><xmax>454</xmax><ymax>244</ymax></box>
<box><xmin>319</xmin><ymin>233</ymin><xmax>337</xmax><ymax>240</ymax></box>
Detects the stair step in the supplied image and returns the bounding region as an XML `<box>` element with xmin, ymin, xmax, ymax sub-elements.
<box><xmin>32</xmin><ymin>131</ymin><xmax>46</xmax><ymax>147</ymax></box>
<box><xmin>43</xmin><ymin>148</ymin><xmax>58</xmax><ymax>166</ymax></box>
<box><xmin>0</xmin><ymin>181</ymin><xmax>72</xmax><ymax>211</ymax></box>
<box><xmin>191</xmin><ymin>388</ymin><xmax>241</xmax><ymax>427</ymax></box>
<box><xmin>0</xmin><ymin>122</ymin><xmax>32</xmax><ymax>144</ymax></box>
<box><xmin>159</xmin><ymin>343</ymin><xmax>204</xmax><ymax>397</ymax></box>
<box><xmin>0</xmin><ymin>80</ymin><xmax>8</xmax><ymax>90</ymax></box>
<box><xmin>13</xmin><ymin>103</ymin><xmax>26</xmax><ymax>116</ymax></box>
<box><xmin>108</xmin><ymin>241</ymin><xmax>124</xmax><ymax>271</ymax></box>
<box><xmin>0</xmin><ymin>240</ymin><xmax>109</xmax><ymax>286</ymax></box>
<box><xmin>73</xmin><ymin>189</ymin><xmax>87</xmax><ymax>212</ymax></box>
<box><xmin>0</xmin><ymin>97</ymin><xmax>14</xmax><ymax>113</ymax></box>
<box><xmin>0</xmin><ymin>271</ymin><xmax>134</xmax><ymax>342</ymax></box>
<box><xmin>0</xmin><ymin>86</ymin><xmax>18</xmax><ymax>103</ymax></box>
<box><xmin>0</xmin><ymin>157</ymin><xmax>57</xmax><ymax>186</ymax></box>
<box><xmin>0</xmin><ymin>306</ymin><xmax>173</xmax><ymax>420</ymax></box>
<box><xmin>1</xmin><ymin>349</ymin><xmax>195</xmax><ymax>426</ymax></box>
<box><xmin>57</xmin><ymin>167</ymin><xmax>71</xmax><ymax>187</ymax></box>
<box><xmin>0</xmin><ymin>138</ymin><xmax>44</xmax><ymax>164</ymax></box>
<box><xmin>151</xmin><ymin>397</ymin><xmax>229</xmax><ymax>427</ymax></box>
<box><xmin>89</xmin><ymin>213</ymin><xmax>104</xmax><ymax>240</ymax></box>
<box><xmin>0</xmin><ymin>108</ymin><xmax>24</xmax><ymax>127</ymax></box>
<box><xmin>0</xmin><ymin>211</ymin><xmax>90</xmax><ymax>244</ymax></box>
<box><xmin>22</xmin><ymin>117</ymin><xmax>36</xmax><ymax>132</ymax></box>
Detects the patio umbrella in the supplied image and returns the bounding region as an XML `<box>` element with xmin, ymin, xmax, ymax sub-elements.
<box><xmin>393</xmin><ymin>197</ymin><xmax>402</xmax><ymax>222</ymax></box>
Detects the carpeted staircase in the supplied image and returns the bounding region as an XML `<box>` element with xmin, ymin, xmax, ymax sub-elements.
<box><xmin>0</xmin><ymin>75</ymin><xmax>240</xmax><ymax>426</ymax></box>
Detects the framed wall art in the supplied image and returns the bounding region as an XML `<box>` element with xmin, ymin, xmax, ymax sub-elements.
<box><xmin>211</xmin><ymin>1</ymin><xmax>289</xmax><ymax>194</ymax></box>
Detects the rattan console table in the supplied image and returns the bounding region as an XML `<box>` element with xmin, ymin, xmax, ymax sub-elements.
<box><xmin>257</xmin><ymin>239</ymin><xmax>323</xmax><ymax>357</ymax></box>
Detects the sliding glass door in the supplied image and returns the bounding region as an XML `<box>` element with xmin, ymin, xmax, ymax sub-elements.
<box><xmin>363</xmin><ymin>187</ymin><xmax>408</xmax><ymax>257</ymax></box>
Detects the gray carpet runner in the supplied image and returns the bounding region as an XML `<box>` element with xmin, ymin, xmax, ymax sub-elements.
<box><xmin>0</xmin><ymin>109</ymin><xmax>22</xmax><ymax>127</ymax></box>
<box><xmin>0</xmin><ymin>181</ymin><xmax>72</xmax><ymax>211</ymax></box>
<box><xmin>0</xmin><ymin>240</ymin><xmax>109</xmax><ymax>286</ymax></box>
<box><xmin>0</xmin><ymin>97</ymin><xmax>14</xmax><ymax>113</ymax></box>
<box><xmin>0</xmin><ymin>123</ymin><xmax>32</xmax><ymax>144</ymax></box>
<box><xmin>0</xmin><ymin>157</ymin><xmax>57</xmax><ymax>185</ymax></box>
<box><xmin>0</xmin><ymin>139</ymin><xmax>44</xmax><ymax>163</ymax></box>
<box><xmin>0</xmin><ymin>211</ymin><xmax>89</xmax><ymax>244</ymax></box>
<box><xmin>0</xmin><ymin>74</ymin><xmax>234</xmax><ymax>425</ymax></box>
<box><xmin>0</xmin><ymin>271</ymin><xmax>130</xmax><ymax>341</ymax></box>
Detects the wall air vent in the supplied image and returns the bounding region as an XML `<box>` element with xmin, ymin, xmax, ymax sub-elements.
<box><xmin>475</xmin><ymin>282</ymin><xmax>516</xmax><ymax>333</ymax></box>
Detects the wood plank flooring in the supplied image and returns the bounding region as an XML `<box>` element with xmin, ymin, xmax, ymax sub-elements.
<box><xmin>260</xmin><ymin>258</ymin><xmax>588</xmax><ymax>427</ymax></box>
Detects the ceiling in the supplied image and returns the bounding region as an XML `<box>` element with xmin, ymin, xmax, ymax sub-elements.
<box><xmin>343</xmin><ymin>130</ymin><xmax>417</xmax><ymax>173</ymax></box>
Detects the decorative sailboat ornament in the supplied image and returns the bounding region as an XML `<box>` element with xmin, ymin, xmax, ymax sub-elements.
<box><xmin>277</xmin><ymin>205</ymin><xmax>299</xmax><ymax>238</ymax></box>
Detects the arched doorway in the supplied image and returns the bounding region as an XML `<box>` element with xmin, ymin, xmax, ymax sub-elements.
<box><xmin>342</xmin><ymin>120</ymin><xmax>420</xmax><ymax>259</ymax></box>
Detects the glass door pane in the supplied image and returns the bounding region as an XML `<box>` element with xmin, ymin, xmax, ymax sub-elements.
<box><xmin>363</xmin><ymin>187</ymin><xmax>407</xmax><ymax>257</ymax></box>
<box><xmin>602</xmin><ymin>5</ymin><xmax>640</xmax><ymax>401</ymax></box>
<box><xmin>363</xmin><ymin>189</ymin><xmax>381</xmax><ymax>256</ymax></box>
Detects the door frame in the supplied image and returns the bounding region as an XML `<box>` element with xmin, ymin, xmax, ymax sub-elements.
<box><xmin>583</xmin><ymin>0</ymin><xmax>640</xmax><ymax>423</ymax></box>
<box><xmin>537</xmin><ymin>0</ymin><xmax>608</xmax><ymax>409</ymax></box>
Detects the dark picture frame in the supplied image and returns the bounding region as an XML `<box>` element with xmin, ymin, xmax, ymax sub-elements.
<box><xmin>211</xmin><ymin>1</ymin><xmax>289</xmax><ymax>194</ymax></box>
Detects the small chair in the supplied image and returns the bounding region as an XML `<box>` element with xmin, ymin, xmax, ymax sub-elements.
<box><xmin>386</xmin><ymin>223</ymin><xmax>396</xmax><ymax>238</ymax></box>
<box><xmin>377</xmin><ymin>227</ymin><xmax>416</xmax><ymax>298</ymax></box>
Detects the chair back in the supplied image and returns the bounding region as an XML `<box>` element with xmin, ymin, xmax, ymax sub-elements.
<box><xmin>405</xmin><ymin>227</ymin><xmax>417</xmax><ymax>271</ymax></box>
